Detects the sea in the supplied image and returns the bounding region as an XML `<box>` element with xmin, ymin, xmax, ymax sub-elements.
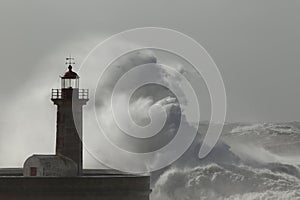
<box><xmin>151</xmin><ymin>122</ymin><xmax>300</xmax><ymax>200</ymax></box>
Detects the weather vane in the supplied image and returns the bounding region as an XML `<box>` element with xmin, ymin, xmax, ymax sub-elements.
<box><xmin>65</xmin><ymin>55</ymin><xmax>75</xmax><ymax>66</ymax></box>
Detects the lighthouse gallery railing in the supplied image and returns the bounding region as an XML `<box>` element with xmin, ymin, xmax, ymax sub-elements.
<box><xmin>51</xmin><ymin>89</ymin><xmax>89</xmax><ymax>100</ymax></box>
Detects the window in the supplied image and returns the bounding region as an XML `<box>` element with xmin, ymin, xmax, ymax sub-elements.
<box><xmin>61</xmin><ymin>78</ymin><xmax>79</xmax><ymax>89</ymax></box>
<box><xmin>30</xmin><ymin>167</ymin><xmax>37</xmax><ymax>176</ymax></box>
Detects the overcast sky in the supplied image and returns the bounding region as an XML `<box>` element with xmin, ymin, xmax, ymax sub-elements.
<box><xmin>1</xmin><ymin>0</ymin><xmax>300</xmax><ymax>167</ymax></box>
<box><xmin>1</xmin><ymin>0</ymin><xmax>300</xmax><ymax>123</ymax></box>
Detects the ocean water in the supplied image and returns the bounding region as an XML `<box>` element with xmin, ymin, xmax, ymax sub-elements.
<box><xmin>151</xmin><ymin>122</ymin><xmax>300</xmax><ymax>200</ymax></box>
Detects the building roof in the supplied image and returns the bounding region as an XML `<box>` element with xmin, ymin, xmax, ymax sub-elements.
<box><xmin>25</xmin><ymin>154</ymin><xmax>76</xmax><ymax>164</ymax></box>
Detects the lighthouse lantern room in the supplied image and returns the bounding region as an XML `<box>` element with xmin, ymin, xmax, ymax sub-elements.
<box><xmin>61</xmin><ymin>57</ymin><xmax>79</xmax><ymax>89</ymax></box>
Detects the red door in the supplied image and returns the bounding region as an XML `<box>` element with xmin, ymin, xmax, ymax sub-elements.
<box><xmin>30</xmin><ymin>167</ymin><xmax>37</xmax><ymax>176</ymax></box>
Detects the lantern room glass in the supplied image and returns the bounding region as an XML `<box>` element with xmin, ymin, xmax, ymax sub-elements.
<box><xmin>61</xmin><ymin>78</ymin><xmax>79</xmax><ymax>89</ymax></box>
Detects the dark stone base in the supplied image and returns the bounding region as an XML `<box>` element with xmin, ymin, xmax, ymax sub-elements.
<box><xmin>0</xmin><ymin>176</ymin><xmax>151</xmax><ymax>200</ymax></box>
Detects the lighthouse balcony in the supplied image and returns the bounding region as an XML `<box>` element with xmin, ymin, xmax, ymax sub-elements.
<box><xmin>51</xmin><ymin>89</ymin><xmax>89</xmax><ymax>100</ymax></box>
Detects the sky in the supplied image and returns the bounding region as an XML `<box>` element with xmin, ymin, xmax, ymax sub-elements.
<box><xmin>0</xmin><ymin>0</ymin><xmax>300</xmax><ymax>167</ymax></box>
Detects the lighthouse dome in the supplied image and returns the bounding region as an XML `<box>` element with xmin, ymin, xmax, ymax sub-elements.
<box><xmin>62</xmin><ymin>65</ymin><xmax>79</xmax><ymax>79</ymax></box>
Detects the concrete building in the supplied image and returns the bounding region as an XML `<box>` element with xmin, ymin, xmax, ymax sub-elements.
<box><xmin>0</xmin><ymin>58</ymin><xmax>151</xmax><ymax>200</ymax></box>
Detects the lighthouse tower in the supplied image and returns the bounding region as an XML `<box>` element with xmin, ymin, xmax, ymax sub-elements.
<box><xmin>51</xmin><ymin>57</ymin><xmax>89</xmax><ymax>174</ymax></box>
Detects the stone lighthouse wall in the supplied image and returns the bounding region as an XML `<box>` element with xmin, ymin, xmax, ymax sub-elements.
<box><xmin>52</xmin><ymin>88</ymin><xmax>88</xmax><ymax>174</ymax></box>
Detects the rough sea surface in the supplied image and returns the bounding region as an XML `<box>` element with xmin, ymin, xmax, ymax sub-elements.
<box><xmin>151</xmin><ymin>122</ymin><xmax>300</xmax><ymax>200</ymax></box>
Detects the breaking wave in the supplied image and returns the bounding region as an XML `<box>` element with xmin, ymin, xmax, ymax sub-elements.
<box><xmin>151</xmin><ymin>122</ymin><xmax>300</xmax><ymax>200</ymax></box>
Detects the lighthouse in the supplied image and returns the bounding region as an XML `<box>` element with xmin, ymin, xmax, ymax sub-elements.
<box><xmin>51</xmin><ymin>57</ymin><xmax>89</xmax><ymax>174</ymax></box>
<box><xmin>1</xmin><ymin>57</ymin><xmax>151</xmax><ymax>199</ymax></box>
<box><xmin>23</xmin><ymin>57</ymin><xmax>89</xmax><ymax>177</ymax></box>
